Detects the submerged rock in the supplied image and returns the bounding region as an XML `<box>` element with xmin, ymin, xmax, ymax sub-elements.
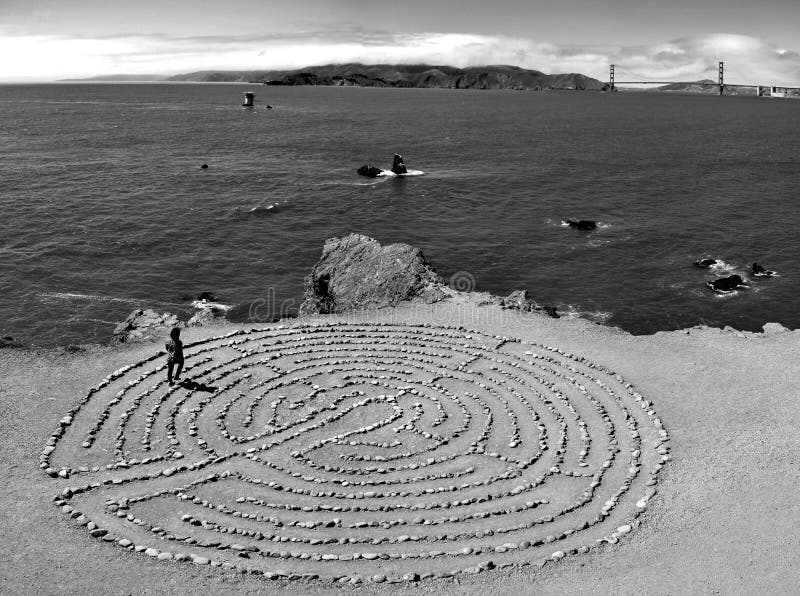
<box><xmin>299</xmin><ymin>234</ymin><xmax>446</xmax><ymax>314</ymax></box>
<box><xmin>112</xmin><ymin>309</ymin><xmax>182</xmax><ymax>344</ymax></box>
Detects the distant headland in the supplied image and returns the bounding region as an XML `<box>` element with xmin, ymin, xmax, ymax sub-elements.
<box><xmin>167</xmin><ymin>63</ymin><xmax>606</xmax><ymax>91</ymax></box>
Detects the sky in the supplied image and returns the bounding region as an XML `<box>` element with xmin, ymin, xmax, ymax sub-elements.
<box><xmin>0</xmin><ymin>0</ymin><xmax>798</xmax><ymax>84</ymax></box>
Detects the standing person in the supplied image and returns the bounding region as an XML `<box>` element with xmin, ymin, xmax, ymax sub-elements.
<box><xmin>166</xmin><ymin>327</ymin><xmax>184</xmax><ymax>385</ymax></box>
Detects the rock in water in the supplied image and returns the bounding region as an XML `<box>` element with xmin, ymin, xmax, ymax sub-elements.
<box><xmin>707</xmin><ymin>274</ymin><xmax>746</xmax><ymax>293</ymax></box>
<box><xmin>694</xmin><ymin>258</ymin><xmax>718</xmax><ymax>268</ymax></box>
<box><xmin>0</xmin><ymin>335</ymin><xmax>24</xmax><ymax>349</ymax></box>
<box><xmin>391</xmin><ymin>153</ymin><xmax>408</xmax><ymax>175</ymax></box>
<box><xmin>357</xmin><ymin>165</ymin><xmax>383</xmax><ymax>178</ymax></box>
<box><xmin>751</xmin><ymin>262</ymin><xmax>775</xmax><ymax>277</ymax></box>
<box><xmin>566</xmin><ymin>219</ymin><xmax>597</xmax><ymax>231</ymax></box>
<box><xmin>112</xmin><ymin>309</ymin><xmax>182</xmax><ymax>344</ymax></box>
<box><xmin>299</xmin><ymin>234</ymin><xmax>446</xmax><ymax>314</ymax></box>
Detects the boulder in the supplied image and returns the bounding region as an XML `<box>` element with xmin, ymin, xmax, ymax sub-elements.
<box><xmin>566</xmin><ymin>220</ymin><xmax>597</xmax><ymax>231</ymax></box>
<box><xmin>706</xmin><ymin>274</ymin><xmax>746</xmax><ymax>293</ymax></box>
<box><xmin>188</xmin><ymin>306</ymin><xmax>228</xmax><ymax>327</ymax></box>
<box><xmin>391</xmin><ymin>153</ymin><xmax>408</xmax><ymax>175</ymax></box>
<box><xmin>762</xmin><ymin>322</ymin><xmax>790</xmax><ymax>335</ymax></box>
<box><xmin>112</xmin><ymin>309</ymin><xmax>182</xmax><ymax>344</ymax></box>
<box><xmin>0</xmin><ymin>335</ymin><xmax>24</xmax><ymax>349</ymax></box>
<box><xmin>751</xmin><ymin>262</ymin><xmax>775</xmax><ymax>277</ymax></box>
<box><xmin>498</xmin><ymin>290</ymin><xmax>559</xmax><ymax>318</ymax></box>
<box><xmin>357</xmin><ymin>165</ymin><xmax>383</xmax><ymax>178</ymax></box>
<box><xmin>299</xmin><ymin>234</ymin><xmax>446</xmax><ymax>314</ymax></box>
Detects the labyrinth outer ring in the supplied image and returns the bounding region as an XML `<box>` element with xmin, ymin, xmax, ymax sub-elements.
<box><xmin>42</xmin><ymin>323</ymin><xmax>670</xmax><ymax>583</ymax></box>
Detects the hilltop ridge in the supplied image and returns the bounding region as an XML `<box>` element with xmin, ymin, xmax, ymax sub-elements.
<box><xmin>168</xmin><ymin>63</ymin><xmax>605</xmax><ymax>90</ymax></box>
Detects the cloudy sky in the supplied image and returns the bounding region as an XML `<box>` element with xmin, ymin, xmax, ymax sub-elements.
<box><xmin>1</xmin><ymin>0</ymin><xmax>798</xmax><ymax>84</ymax></box>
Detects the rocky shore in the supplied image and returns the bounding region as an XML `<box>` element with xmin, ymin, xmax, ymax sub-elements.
<box><xmin>1</xmin><ymin>234</ymin><xmax>798</xmax><ymax>595</ymax></box>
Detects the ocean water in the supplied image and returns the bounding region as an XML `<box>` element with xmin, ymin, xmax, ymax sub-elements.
<box><xmin>1</xmin><ymin>83</ymin><xmax>798</xmax><ymax>346</ymax></box>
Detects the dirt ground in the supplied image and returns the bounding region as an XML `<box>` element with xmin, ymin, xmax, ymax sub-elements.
<box><xmin>1</xmin><ymin>302</ymin><xmax>798</xmax><ymax>595</ymax></box>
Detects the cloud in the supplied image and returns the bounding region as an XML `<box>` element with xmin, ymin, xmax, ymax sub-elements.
<box><xmin>0</xmin><ymin>29</ymin><xmax>798</xmax><ymax>85</ymax></box>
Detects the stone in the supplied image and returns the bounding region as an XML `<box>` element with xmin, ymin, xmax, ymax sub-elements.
<box><xmin>707</xmin><ymin>275</ymin><xmax>746</xmax><ymax>294</ymax></box>
<box><xmin>298</xmin><ymin>235</ymin><xmax>446</xmax><ymax>314</ymax></box>
<box><xmin>0</xmin><ymin>335</ymin><xmax>24</xmax><ymax>349</ymax></box>
<box><xmin>188</xmin><ymin>306</ymin><xmax>228</xmax><ymax>327</ymax></box>
<box><xmin>566</xmin><ymin>219</ymin><xmax>597</xmax><ymax>231</ymax></box>
<box><xmin>497</xmin><ymin>289</ymin><xmax>559</xmax><ymax>318</ymax></box>
<box><xmin>112</xmin><ymin>309</ymin><xmax>182</xmax><ymax>344</ymax></box>
<box><xmin>763</xmin><ymin>322</ymin><xmax>789</xmax><ymax>335</ymax></box>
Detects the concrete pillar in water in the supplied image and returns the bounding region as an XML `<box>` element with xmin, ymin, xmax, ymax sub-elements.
<box><xmin>242</xmin><ymin>92</ymin><xmax>255</xmax><ymax>107</ymax></box>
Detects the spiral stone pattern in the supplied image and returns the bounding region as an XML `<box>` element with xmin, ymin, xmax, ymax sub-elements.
<box><xmin>42</xmin><ymin>323</ymin><xmax>670</xmax><ymax>584</ymax></box>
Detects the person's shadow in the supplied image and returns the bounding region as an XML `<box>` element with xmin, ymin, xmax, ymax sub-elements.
<box><xmin>178</xmin><ymin>379</ymin><xmax>218</xmax><ymax>393</ymax></box>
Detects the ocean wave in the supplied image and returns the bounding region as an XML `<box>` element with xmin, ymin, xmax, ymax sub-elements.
<box><xmin>191</xmin><ymin>299</ymin><xmax>232</xmax><ymax>312</ymax></box>
<box><xmin>37</xmin><ymin>292</ymin><xmax>145</xmax><ymax>305</ymax></box>
<box><xmin>558</xmin><ymin>304</ymin><xmax>613</xmax><ymax>324</ymax></box>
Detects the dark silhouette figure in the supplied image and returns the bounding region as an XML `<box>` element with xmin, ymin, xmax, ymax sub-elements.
<box><xmin>166</xmin><ymin>327</ymin><xmax>184</xmax><ymax>385</ymax></box>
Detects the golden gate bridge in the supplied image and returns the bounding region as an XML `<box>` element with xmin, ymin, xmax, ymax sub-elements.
<box><xmin>609</xmin><ymin>62</ymin><xmax>799</xmax><ymax>97</ymax></box>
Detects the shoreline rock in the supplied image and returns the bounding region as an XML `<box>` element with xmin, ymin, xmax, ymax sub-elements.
<box><xmin>299</xmin><ymin>234</ymin><xmax>447</xmax><ymax>315</ymax></box>
<box><xmin>0</xmin><ymin>335</ymin><xmax>25</xmax><ymax>349</ymax></box>
<box><xmin>112</xmin><ymin>309</ymin><xmax>182</xmax><ymax>344</ymax></box>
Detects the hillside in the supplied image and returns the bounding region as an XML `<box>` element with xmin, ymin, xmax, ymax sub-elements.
<box><xmin>168</xmin><ymin>63</ymin><xmax>605</xmax><ymax>90</ymax></box>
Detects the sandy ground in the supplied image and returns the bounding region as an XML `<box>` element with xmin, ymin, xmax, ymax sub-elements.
<box><xmin>1</xmin><ymin>300</ymin><xmax>798</xmax><ymax>595</ymax></box>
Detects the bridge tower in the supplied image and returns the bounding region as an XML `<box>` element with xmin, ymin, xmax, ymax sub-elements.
<box><xmin>718</xmin><ymin>61</ymin><xmax>724</xmax><ymax>96</ymax></box>
<box><xmin>609</xmin><ymin>64</ymin><xmax>615</xmax><ymax>91</ymax></box>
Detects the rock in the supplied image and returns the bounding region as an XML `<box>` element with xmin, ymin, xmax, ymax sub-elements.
<box><xmin>391</xmin><ymin>153</ymin><xmax>408</xmax><ymax>175</ymax></box>
<box><xmin>112</xmin><ymin>309</ymin><xmax>182</xmax><ymax>344</ymax></box>
<box><xmin>200</xmin><ymin>164</ymin><xmax>209</xmax><ymax>169</ymax></box>
<box><xmin>762</xmin><ymin>322</ymin><xmax>789</xmax><ymax>335</ymax></box>
<box><xmin>357</xmin><ymin>165</ymin><xmax>383</xmax><ymax>177</ymax></box>
<box><xmin>706</xmin><ymin>274</ymin><xmax>746</xmax><ymax>294</ymax></box>
<box><xmin>566</xmin><ymin>219</ymin><xmax>597</xmax><ymax>231</ymax></box>
<box><xmin>498</xmin><ymin>289</ymin><xmax>559</xmax><ymax>318</ymax></box>
<box><xmin>299</xmin><ymin>234</ymin><xmax>445</xmax><ymax>314</ymax></box>
<box><xmin>693</xmin><ymin>258</ymin><xmax>718</xmax><ymax>268</ymax></box>
<box><xmin>188</xmin><ymin>306</ymin><xmax>228</xmax><ymax>327</ymax></box>
<box><xmin>751</xmin><ymin>262</ymin><xmax>776</xmax><ymax>277</ymax></box>
<box><xmin>196</xmin><ymin>292</ymin><xmax>217</xmax><ymax>302</ymax></box>
<box><xmin>0</xmin><ymin>335</ymin><xmax>24</xmax><ymax>349</ymax></box>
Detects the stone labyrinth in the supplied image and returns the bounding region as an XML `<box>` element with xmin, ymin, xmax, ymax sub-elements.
<box><xmin>42</xmin><ymin>323</ymin><xmax>670</xmax><ymax>584</ymax></box>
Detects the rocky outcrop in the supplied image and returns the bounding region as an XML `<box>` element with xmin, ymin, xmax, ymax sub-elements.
<box><xmin>497</xmin><ymin>290</ymin><xmax>559</xmax><ymax>318</ymax></box>
<box><xmin>391</xmin><ymin>154</ymin><xmax>407</xmax><ymax>175</ymax></box>
<box><xmin>0</xmin><ymin>335</ymin><xmax>24</xmax><ymax>349</ymax></box>
<box><xmin>112</xmin><ymin>309</ymin><xmax>182</xmax><ymax>344</ymax></box>
<box><xmin>299</xmin><ymin>234</ymin><xmax>446</xmax><ymax>314</ymax></box>
<box><xmin>188</xmin><ymin>306</ymin><xmax>228</xmax><ymax>327</ymax></box>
